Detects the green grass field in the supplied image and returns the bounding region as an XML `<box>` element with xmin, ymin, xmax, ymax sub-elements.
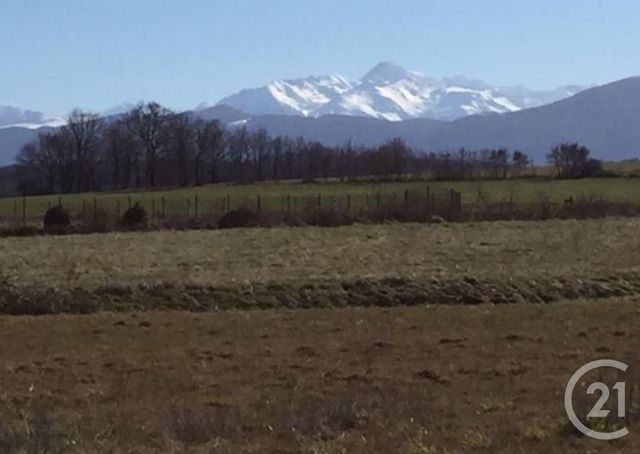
<box><xmin>2</xmin><ymin>176</ymin><xmax>640</xmax><ymax>221</ymax></box>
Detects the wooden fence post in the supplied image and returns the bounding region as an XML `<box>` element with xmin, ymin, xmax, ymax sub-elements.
<box><xmin>187</xmin><ymin>197</ymin><xmax>191</xmax><ymax>217</ymax></box>
<box><xmin>347</xmin><ymin>193</ymin><xmax>351</xmax><ymax>210</ymax></box>
<box><xmin>161</xmin><ymin>197</ymin><xmax>166</xmax><ymax>218</ymax></box>
<box><xmin>226</xmin><ymin>195</ymin><xmax>231</xmax><ymax>211</ymax></box>
<box><xmin>117</xmin><ymin>199</ymin><xmax>121</xmax><ymax>217</ymax></box>
<box><xmin>152</xmin><ymin>199</ymin><xmax>156</xmax><ymax>219</ymax></box>
<box><xmin>93</xmin><ymin>198</ymin><xmax>98</xmax><ymax>225</ymax></box>
<box><xmin>195</xmin><ymin>195</ymin><xmax>199</xmax><ymax>216</ymax></box>
<box><xmin>81</xmin><ymin>200</ymin><xmax>86</xmax><ymax>218</ymax></box>
<box><xmin>257</xmin><ymin>195</ymin><xmax>261</xmax><ymax>211</ymax></box>
<box><xmin>128</xmin><ymin>196</ymin><xmax>132</xmax><ymax>210</ymax></box>
<box><xmin>404</xmin><ymin>189</ymin><xmax>409</xmax><ymax>204</ymax></box>
<box><xmin>317</xmin><ymin>193</ymin><xmax>321</xmax><ymax>207</ymax></box>
<box><xmin>287</xmin><ymin>194</ymin><xmax>291</xmax><ymax>211</ymax></box>
<box><xmin>22</xmin><ymin>195</ymin><xmax>26</xmax><ymax>227</ymax></box>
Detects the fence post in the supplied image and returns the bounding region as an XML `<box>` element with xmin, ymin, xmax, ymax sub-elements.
<box><xmin>404</xmin><ymin>189</ymin><xmax>409</xmax><ymax>204</ymax></box>
<box><xmin>287</xmin><ymin>194</ymin><xmax>291</xmax><ymax>211</ymax></box>
<box><xmin>226</xmin><ymin>195</ymin><xmax>231</xmax><ymax>211</ymax></box>
<box><xmin>317</xmin><ymin>193</ymin><xmax>321</xmax><ymax>207</ymax></box>
<box><xmin>347</xmin><ymin>193</ymin><xmax>351</xmax><ymax>210</ymax></box>
<box><xmin>152</xmin><ymin>199</ymin><xmax>156</xmax><ymax>220</ymax></box>
<box><xmin>128</xmin><ymin>195</ymin><xmax>132</xmax><ymax>210</ymax></box>
<box><xmin>81</xmin><ymin>200</ymin><xmax>86</xmax><ymax>218</ymax></box>
<box><xmin>161</xmin><ymin>197</ymin><xmax>166</xmax><ymax>218</ymax></box>
<box><xmin>117</xmin><ymin>199</ymin><xmax>121</xmax><ymax>217</ymax></box>
<box><xmin>14</xmin><ymin>200</ymin><xmax>18</xmax><ymax>225</ymax></box>
<box><xmin>376</xmin><ymin>192</ymin><xmax>381</xmax><ymax>208</ymax></box>
<box><xmin>257</xmin><ymin>195</ymin><xmax>261</xmax><ymax>211</ymax></box>
<box><xmin>93</xmin><ymin>198</ymin><xmax>98</xmax><ymax>225</ymax></box>
<box><xmin>195</xmin><ymin>195</ymin><xmax>199</xmax><ymax>216</ymax></box>
<box><xmin>22</xmin><ymin>195</ymin><xmax>26</xmax><ymax>227</ymax></box>
<box><xmin>187</xmin><ymin>197</ymin><xmax>191</xmax><ymax>217</ymax></box>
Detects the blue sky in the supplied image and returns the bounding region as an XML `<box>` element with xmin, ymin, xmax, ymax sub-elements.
<box><xmin>1</xmin><ymin>0</ymin><xmax>639</xmax><ymax>115</ymax></box>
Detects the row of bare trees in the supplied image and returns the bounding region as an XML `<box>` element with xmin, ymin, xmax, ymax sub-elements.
<box><xmin>14</xmin><ymin>102</ymin><xmax>533</xmax><ymax>195</ymax></box>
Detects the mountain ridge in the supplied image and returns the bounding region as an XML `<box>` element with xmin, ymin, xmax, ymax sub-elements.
<box><xmin>1</xmin><ymin>75</ymin><xmax>638</xmax><ymax>166</ymax></box>
<box><xmin>217</xmin><ymin>62</ymin><xmax>584</xmax><ymax>121</ymax></box>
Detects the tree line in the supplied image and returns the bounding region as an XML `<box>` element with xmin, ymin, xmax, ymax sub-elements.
<box><xmin>10</xmin><ymin>102</ymin><xmax>539</xmax><ymax>195</ymax></box>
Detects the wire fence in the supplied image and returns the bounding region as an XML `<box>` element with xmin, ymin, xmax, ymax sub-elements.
<box><xmin>0</xmin><ymin>187</ymin><xmax>463</xmax><ymax>229</ymax></box>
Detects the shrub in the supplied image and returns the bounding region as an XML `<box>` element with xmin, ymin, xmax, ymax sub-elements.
<box><xmin>581</xmin><ymin>159</ymin><xmax>605</xmax><ymax>177</ymax></box>
<box><xmin>300</xmin><ymin>206</ymin><xmax>358</xmax><ymax>227</ymax></box>
<box><xmin>43</xmin><ymin>206</ymin><xmax>71</xmax><ymax>234</ymax></box>
<box><xmin>122</xmin><ymin>203</ymin><xmax>148</xmax><ymax>229</ymax></box>
<box><xmin>218</xmin><ymin>208</ymin><xmax>264</xmax><ymax>229</ymax></box>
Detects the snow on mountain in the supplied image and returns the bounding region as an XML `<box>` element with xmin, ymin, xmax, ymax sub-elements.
<box><xmin>0</xmin><ymin>105</ymin><xmax>65</xmax><ymax>130</ymax></box>
<box><xmin>216</xmin><ymin>62</ymin><xmax>584</xmax><ymax>122</ymax></box>
<box><xmin>218</xmin><ymin>75</ymin><xmax>354</xmax><ymax>117</ymax></box>
<box><xmin>102</xmin><ymin>102</ymin><xmax>137</xmax><ymax>117</ymax></box>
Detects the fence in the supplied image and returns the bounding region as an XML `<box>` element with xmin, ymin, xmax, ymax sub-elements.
<box><xmin>0</xmin><ymin>187</ymin><xmax>463</xmax><ymax>230</ymax></box>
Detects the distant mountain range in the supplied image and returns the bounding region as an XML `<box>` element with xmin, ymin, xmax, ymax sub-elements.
<box><xmin>0</xmin><ymin>105</ymin><xmax>64</xmax><ymax>130</ymax></box>
<box><xmin>217</xmin><ymin>62</ymin><xmax>584</xmax><ymax>121</ymax></box>
<box><xmin>1</xmin><ymin>64</ymin><xmax>639</xmax><ymax>166</ymax></box>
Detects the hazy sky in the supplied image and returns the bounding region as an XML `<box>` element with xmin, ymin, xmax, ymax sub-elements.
<box><xmin>2</xmin><ymin>0</ymin><xmax>639</xmax><ymax>114</ymax></box>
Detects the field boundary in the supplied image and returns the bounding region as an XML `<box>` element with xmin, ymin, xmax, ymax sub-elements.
<box><xmin>3</xmin><ymin>189</ymin><xmax>640</xmax><ymax>237</ymax></box>
<box><xmin>2</xmin><ymin>272</ymin><xmax>640</xmax><ymax>316</ymax></box>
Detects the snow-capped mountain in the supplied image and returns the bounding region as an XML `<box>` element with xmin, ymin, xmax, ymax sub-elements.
<box><xmin>219</xmin><ymin>75</ymin><xmax>354</xmax><ymax>117</ymax></box>
<box><xmin>216</xmin><ymin>62</ymin><xmax>584</xmax><ymax>122</ymax></box>
<box><xmin>102</xmin><ymin>103</ymin><xmax>137</xmax><ymax>117</ymax></box>
<box><xmin>0</xmin><ymin>105</ymin><xmax>65</xmax><ymax>130</ymax></box>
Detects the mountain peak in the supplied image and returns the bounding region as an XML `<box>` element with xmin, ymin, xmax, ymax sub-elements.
<box><xmin>362</xmin><ymin>62</ymin><xmax>416</xmax><ymax>84</ymax></box>
<box><xmin>214</xmin><ymin>63</ymin><xmax>585</xmax><ymax>122</ymax></box>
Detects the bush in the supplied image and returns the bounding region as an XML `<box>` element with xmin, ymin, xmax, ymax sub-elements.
<box><xmin>43</xmin><ymin>206</ymin><xmax>71</xmax><ymax>234</ymax></box>
<box><xmin>122</xmin><ymin>203</ymin><xmax>148</xmax><ymax>229</ymax></box>
<box><xmin>300</xmin><ymin>206</ymin><xmax>358</xmax><ymax>227</ymax></box>
<box><xmin>581</xmin><ymin>159</ymin><xmax>605</xmax><ymax>177</ymax></box>
<box><xmin>218</xmin><ymin>208</ymin><xmax>264</xmax><ymax>229</ymax></box>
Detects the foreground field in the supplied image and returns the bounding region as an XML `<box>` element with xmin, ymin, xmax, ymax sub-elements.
<box><xmin>1</xmin><ymin>218</ymin><xmax>638</xmax><ymax>292</ymax></box>
<box><xmin>1</xmin><ymin>299</ymin><xmax>639</xmax><ymax>452</ymax></box>
<box><xmin>2</xmin><ymin>217</ymin><xmax>639</xmax><ymax>452</ymax></box>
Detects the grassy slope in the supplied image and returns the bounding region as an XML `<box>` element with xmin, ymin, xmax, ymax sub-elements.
<box><xmin>2</xmin><ymin>177</ymin><xmax>640</xmax><ymax>219</ymax></box>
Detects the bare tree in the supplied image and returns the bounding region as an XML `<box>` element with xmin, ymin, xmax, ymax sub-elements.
<box><xmin>164</xmin><ymin>113</ymin><xmax>195</xmax><ymax>186</ymax></box>
<box><xmin>547</xmin><ymin>143</ymin><xmax>590</xmax><ymax>179</ymax></box>
<box><xmin>124</xmin><ymin>102</ymin><xmax>172</xmax><ymax>187</ymax></box>
<box><xmin>194</xmin><ymin>119</ymin><xmax>225</xmax><ymax>184</ymax></box>
<box><xmin>103</xmin><ymin>121</ymin><xmax>140</xmax><ymax>189</ymax></box>
<box><xmin>62</xmin><ymin>109</ymin><xmax>103</xmax><ymax>191</ymax></box>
